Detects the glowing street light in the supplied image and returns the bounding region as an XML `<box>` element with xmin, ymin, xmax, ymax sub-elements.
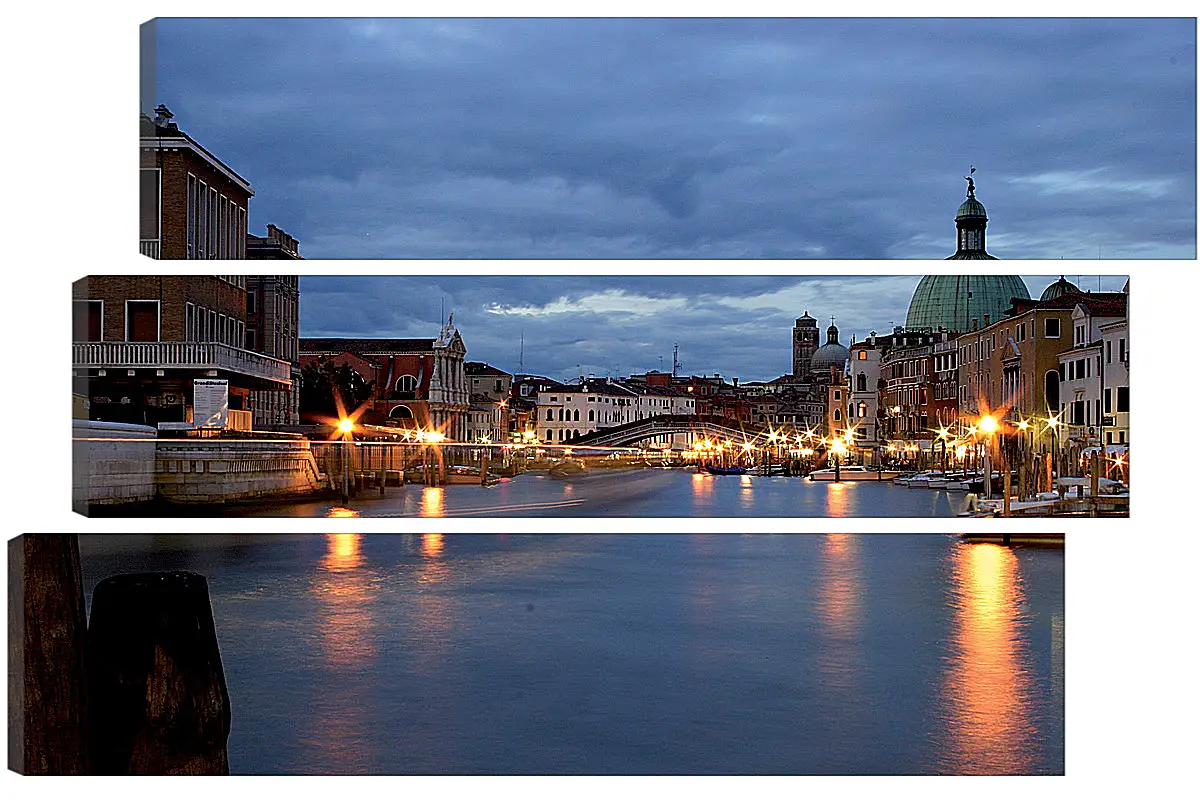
<box><xmin>337</xmin><ymin>417</ymin><xmax>355</xmax><ymax>435</ymax></box>
<box><xmin>978</xmin><ymin>415</ymin><xmax>998</xmax><ymax>435</ymax></box>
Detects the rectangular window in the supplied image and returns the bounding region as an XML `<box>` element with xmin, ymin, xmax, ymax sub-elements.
<box><xmin>857</xmin><ymin>350</ymin><xmax>867</xmax><ymax>360</ymax></box>
<box><xmin>1045</xmin><ymin>318</ymin><xmax>1061</xmax><ymax>338</ymax></box>
<box><xmin>1116</xmin><ymin>387</ymin><xmax>1129</xmax><ymax>413</ymax></box>
<box><xmin>1119</xmin><ymin>338</ymin><xmax>1127</xmax><ymax>363</ymax></box>
<box><xmin>197</xmin><ymin>181</ymin><xmax>209</xmax><ymax>259</ymax></box>
<box><xmin>1104</xmin><ymin>388</ymin><xmax>1112</xmax><ymax>414</ymax></box>
<box><xmin>139</xmin><ymin>168</ymin><xmax>161</xmax><ymax>243</ymax></box>
<box><xmin>246</xmin><ymin>328</ymin><xmax>257</xmax><ymax>350</ymax></box>
<box><xmin>73</xmin><ymin>300</ymin><xmax>103</xmax><ymax>341</ymax></box>
<box><xmin>1106</xmin><ymin>340</ymin><xmax>1112</xmax><ymax>364</ymax></box>
<box><xmin>125</xmin><ymin>300</ymin><xmax>160</xmax><ymax>342</ymax></box>
<box><xmin>187</xmin><ymin>174</ymin><xmax>197</xmax><ymax>258</ymax></box>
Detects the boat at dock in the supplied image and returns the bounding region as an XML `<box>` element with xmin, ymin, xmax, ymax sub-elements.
<box><xmin>403</xmin><ymin>464</ymin><xmax>500</xmax><ymax>486</ymax></box>
<box><xmin>548</xmin><ymin>459</ymin><xmax>588</xmax><ymax>478</ymax></box>
<box><xmin>703</xmin><ymin>464</ymin><xmax>749</xmax><ymax>475</ymax></box>
<box><xmin>808</xmin><ymin>466</ymin><xmax>901</xmax><ymax>481</ymax></box>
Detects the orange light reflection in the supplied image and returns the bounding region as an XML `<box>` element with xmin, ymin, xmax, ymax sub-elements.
<box><xmin>939</xmin><ymin>543</ymin><xmax>1037</xmax><ymax>775</ymax></box>
<box><xmin>420</xmin><ymin>487</ymin><xmax>445</xmax><ymax>517</ymax></box>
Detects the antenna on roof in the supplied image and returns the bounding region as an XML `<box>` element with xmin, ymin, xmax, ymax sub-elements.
<box><xmin>519</xmin><ymin>329</ymin><xmax>524</xmax><ymax>373</ymax></box>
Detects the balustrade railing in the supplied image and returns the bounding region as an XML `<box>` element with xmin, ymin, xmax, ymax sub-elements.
<box><xmin>72</xmin><ymin>341</ymin><xmax>292</xmax><ymax>384</ymax></box>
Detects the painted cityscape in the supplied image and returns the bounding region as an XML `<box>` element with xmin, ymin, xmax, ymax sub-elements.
<box><xmin>72</xmin><ymin>270</ymin><xmax>1130</xmax><ymax>517</ymax></box>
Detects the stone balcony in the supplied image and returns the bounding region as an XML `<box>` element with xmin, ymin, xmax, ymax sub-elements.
<box><xmin>73</xmin><ymin>341</ymin><xmax>292</xmax><ymax>386</ymax></box>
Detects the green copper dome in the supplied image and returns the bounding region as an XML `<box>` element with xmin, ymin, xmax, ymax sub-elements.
<box><xmin>1039</xmin><ymin>276</ymin><xmax>1080</xmax><ymax>301</ymax></box>
<box><xmin>905</xmin><ymin>275</ymin><xmax>1031</xmax><ymax>332</ymax></box>
<box><xmin>955</xmin><ymin>196</ymin><xmax>988</xmax><ymax>219</ymax></box>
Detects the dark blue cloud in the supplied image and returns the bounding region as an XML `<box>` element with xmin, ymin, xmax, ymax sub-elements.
<box><xmin>150</xmin><ymin>17</ymin><xmax>1195</xmax><ymax>259</ymax></box>
<box><xmin>297</xmin><ymin>275</ymin><xmax>1129</xmax><ymax>382</ymax></box>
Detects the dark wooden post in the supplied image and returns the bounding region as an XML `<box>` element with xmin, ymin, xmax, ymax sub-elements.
<box><xmin>8</xmin><ymin>534</ymin><xmax>89</xmax><ymax>775</ymax></box>
<box><xmin>87</xmin><ymin>571</ymin><xmax>231</xmax><ymax>775</ymax></box>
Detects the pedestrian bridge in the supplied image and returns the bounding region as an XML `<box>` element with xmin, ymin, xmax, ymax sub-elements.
<box><xmin>568</xmin><ymin>415</ymin><xmax>770</xmax><ymax>448</ymax></box>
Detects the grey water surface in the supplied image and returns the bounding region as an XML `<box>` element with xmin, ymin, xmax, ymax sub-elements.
<box><xmin>79</xmin><ymin>533</ymin><xmax>1063</xmax><ymax>775</ymax></box>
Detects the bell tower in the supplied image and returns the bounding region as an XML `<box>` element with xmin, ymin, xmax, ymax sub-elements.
<box><xmin>792</xmin><ymin>312</ymin><xmax>818</xmax><ymax>378</ymax></box>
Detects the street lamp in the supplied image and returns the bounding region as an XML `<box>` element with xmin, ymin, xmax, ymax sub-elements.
<box><xmin>337</xmin><ymin>417</ymin><xmax>355</xmax><ymax>505</ymax></box>
<box><xmin>830</xmin><ymin>437</ymin><xmax>848</xmax><ymax>482</ymax></box>
<box><xmin>978</xmin><ymin>414</ymin><xmax>998</xmax><ymax>499</ymax></box>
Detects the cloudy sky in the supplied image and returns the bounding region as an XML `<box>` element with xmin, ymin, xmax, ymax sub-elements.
<box><xmin>299</xmin><ymin>274</ymin><xmax>1129</xmax><ymax>382</ymax></box>
<box><xmin>149</xmin><ymin>18</ymin><xmax>1195</xmax><ymax>259</ymax></box>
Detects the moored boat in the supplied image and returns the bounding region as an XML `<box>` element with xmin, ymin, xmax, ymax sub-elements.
<box><xmin>808</xmin><ymin>466</ymin><xmax>901</xmax><ymax>481</ymax></box>
<box><xmin>703</xmin><ymin>464</ymin><xmax>748</xmax><ymax>475</ymax></box>
<box><xmin>548</xmin><ymin>458</ymin><xmax>588</xmax><ymax>478</ymax></box>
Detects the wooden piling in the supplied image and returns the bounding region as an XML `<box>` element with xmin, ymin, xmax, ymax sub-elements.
<box><xmin>8</xmin><ymin>534</ymin><xmax>89</xmax><ymax>775</ymax></box>
<box><xmin>87</xmin><ymin>571</ymin><xmax>231</xmax><ymax>775</ymax></box>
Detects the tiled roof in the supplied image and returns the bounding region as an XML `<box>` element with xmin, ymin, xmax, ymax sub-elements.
<box><xmin>465</xmin><ymin>362</ymin><xmax>512</xmax><ymax>376</ymax></box>
<box><xmin>301</xmin><ymin>338</ymin><xmax>437</xmax><ymax>353</ymax></box>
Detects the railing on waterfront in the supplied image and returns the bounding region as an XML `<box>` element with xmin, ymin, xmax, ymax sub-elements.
<box><xmin>139</xmin><ymin>239</ymin><xmax>161</xmax><ymax>258</ymax></box>
<box><xmin>72</xmin><ymin>341</ymin><xmax>292</xmax><ymax>385</ymax></box>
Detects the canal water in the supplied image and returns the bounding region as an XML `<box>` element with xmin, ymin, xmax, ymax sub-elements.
<box><xmin>79</xmin><ymin>534</ymin><xmax>1063</xmax><ymax>775</ymax></box>
<box><xmin>228</xmin><ymin>469</ymin><xmax>973</xmax><ymax>517</ymax></box>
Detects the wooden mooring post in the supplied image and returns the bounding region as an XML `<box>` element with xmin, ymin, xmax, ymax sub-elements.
<box><xmin>8</xmin><ymin>534</ymin><xmax>89</xmax><ymax>775</ymax></box>
<box><xmin>87</xmin><ymin>571</ymin><xmax>231</xmax><ymax>775</ymax></box>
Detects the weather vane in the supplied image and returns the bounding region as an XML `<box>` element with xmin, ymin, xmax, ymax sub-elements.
<box><xmin>964</xmin><ymin>165</ymin><xmax>976</xmax><ymax>197</ymax></box>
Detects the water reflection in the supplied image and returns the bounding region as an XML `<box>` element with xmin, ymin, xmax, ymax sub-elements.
<box><xmin>825</xmin><ymin>482</ymin><xmax>851</xmax><ymax>516</ymax></box>
<box><xmin>690</xmin><ymin>472</ymin><xmax>713</xmax><ymax>500</ymax></box>
<box><xmin>420</xmin><ymin>487</ymin><xmax>445</xmax><ymax>517</ymax></box>
<box><xmin>937</xmin><ymin>543</ymin><xmax>1037</xmax><ymax>775</ymax></box>
<box><xmin>326</xmin><ymin>506</ymin><xmax>361</xmax><ymax>518</ymax></box>
<box><xmin>302</xmin><ymin>533</ymin><xmax>378</xmax><ymax>773</ymax></box>
<box><xmin>814</xmin><ymin>532</ymin><xmax>866</xmax><ymax>763</ymax></box>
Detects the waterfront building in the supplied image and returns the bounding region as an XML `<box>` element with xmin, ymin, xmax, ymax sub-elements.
<box><xmin>847</xmin><ymin>332</ymin><xmax>894</xmax><ymax>458</ymax></box>
<box><xmin>1055</xmin><ymin>293</ymin><xmax>1129</xmax><ymax>460</ymax></box>
<box><xmin>71</xmin><ymin>276</ymin><xmax>292</xmax><ymax>428</ymax></box>
<box><xmin>905</xmin><ymin>177</ymin><xmax>1031</xmax><ymax>331</ymax></box>
<box><xmin>536</xmin><ymin>379</ymin><xmax>641</xmax><ymax>444</ymax></box>
<box><xmin>140</xmin><ymin>105</ymin><xmax>251</xmax><ymax>260</ymax></box>
<box><xmin>956</xmin><ymin>289</ymin><xmax>1127</xmax><ymax>428</ymax></box>
<box><xmin>509</xmin><ymin>375</ymin><xmax>568</xmax><ymax>439</ymax></box>
<box><xmin>464</xmin><ymin>362</ymin><xmax>514</xmax><ymax>442</ymax></box>
<box><xmin>245</xmin><ymin>228</ymin><xmax>302</xmax><ymax>426</ymax></box>
<box><xmin>879</xmin><ymin>327</ymin><xmax>959</xmax><ymax>453</ymax></box>
<box><xmin>299</xmin><ymin>319</ymin><xmax>470</xmax><ymax>439</ymax></box>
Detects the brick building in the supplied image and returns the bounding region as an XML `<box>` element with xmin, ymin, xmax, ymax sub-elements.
<box><xmin>140</xmin><ymin>105</ymin><xmax>251</xmax><ymax>260</ymax></box>
<box><xmin>71</xmin><ymin>275</ymin><xmax>292</xmax><ymax>427</ymax></box>
<box><xmin>956</xmin><ymin>290</ymin><xmax>1127</xmax><ymax>425</ymax></box>
<box><xmin>300</xmin><ymin>321</ymin><xmax>470</xmax><ymax>439</ymax></box>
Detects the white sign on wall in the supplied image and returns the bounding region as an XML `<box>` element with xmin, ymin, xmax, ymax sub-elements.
<box><xmin>193</xmin><ymin>378</ymin><xmax>229</xmax><ymax>428</ymax></box>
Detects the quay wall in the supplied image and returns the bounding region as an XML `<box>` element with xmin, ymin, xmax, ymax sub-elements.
<box><xmin>73</xmin><ymin>421</ymin><xmax>158</xmax><ymax>512</ymax></box>
<box><xmin>154</xmin><ymin>438</ymin><xmax>326</xmax><ymax>504</ymax></box>
<box><xmin>73</xmin><ymin>426</ymin><xmax>328</xmax><ymax>510</ymax></box>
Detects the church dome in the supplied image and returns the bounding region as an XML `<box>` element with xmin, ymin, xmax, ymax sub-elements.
<box><xmin>810</xmin><ymin>342</ymin><xmax>850</xmax><ymax>374</ymax></box>
<box><xmin>906</xmin><ymin>275</ymin><xmax>1031</xmax><ymax>332</ymax></box>
<box><xmin>956</xmin><ymin>196</ymin><xmax>988</xmax><ymax>219</ymax></box>
<box><xmin>810</xmin><ymin>321</ymin><xmax>849</xmax><ymax>376</ymax></box>
<box><xmin>1039</xmin><ymin>276</ymin><xmax>1080</xmax><ymax>301</ymax></box>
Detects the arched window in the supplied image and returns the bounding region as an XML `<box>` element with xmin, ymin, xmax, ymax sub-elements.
<box><xmin>833</xmin><ymin>409</ymin><xmax>841</xmax><ymax>421</ymax></box>
<box><xmin>391</xmin><ymin>374</ymin><xmax>418</xmax><ymax>399</ymax></box>
<box><xmin>1044</xmin><ymin>370</ymin><xmax>1061</xmax><ymax>413</ymax></box>
<box><xmin>589</xmin><ymin>409</ymin><xmax>595</xmax><ymax>422</ymax></box>
<box><xmin>545</xmin><ymin>409</ymin><xmax>553</xmax><ymax>421</ymax></box>
<box><xmin>858</xmin><ymin>402</ymin><xmax>868</xmax><ymax>419</ymax></box>
<box><xmin>573</xmin><ymin>409</ymin><xmax>580</xmax><ymax>421</ymax></box>
<box><xmin>559</xmin><ymin>409</ymin><xmax>566</xmax><ymax>421</ymax></box>
<box><xmin>856</xmin><ymin>373</ymin><xmax>867</xmax><ymax>392</ymax></box>
<box><xmin>388</xmin><ymin>405</ymin><xmax>414</xmax><ymax>419</ymax></box>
